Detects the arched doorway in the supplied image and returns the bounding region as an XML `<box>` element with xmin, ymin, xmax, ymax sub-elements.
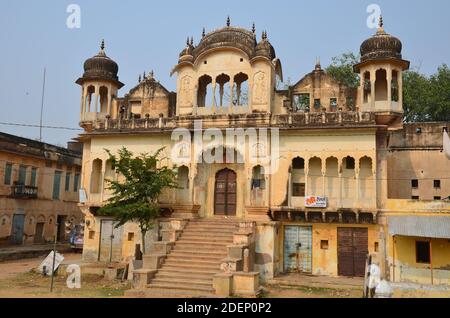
<box><xmin>214</xmin><ymin>168</ymin><xmax>237</xmax><ymax>216</ymax></box>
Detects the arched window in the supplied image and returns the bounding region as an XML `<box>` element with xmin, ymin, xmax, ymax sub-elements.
<box><xmin>291</xmin><ymin>157</ymin><xmax>305</xmax><ymax>197</ymax></box>
<box><xmin>85</xmin><ymin>85</ymin><xmax>95</xmax><ymax>112</ymax></box>
<box><xmin>215</xmin><ymin>73</ymin><xmax>231</xmax><ymax>107</ymax></box>
<box><xmin>197</xmin><ymin>75</ymin><xmax>212</xmax><ymax>107</ymax></box>
<box><xmin>391</xmin><ymin>70</ymin><xmax>399</xmax><ymax>102</ymax></box>
<box><xmin>308</xmin><ymin>157</ymin><xmax>322</xmax><ymax>196</ymax></box>
<box><xmin>99</xmin><ymin>86</ymin><xmax>108</xmax><ymax>113</ymax></box>
<box><xmin>325</xmin><ymin>157</ymin><xmax>338</xmax><ymax>199</ymax></box>
<box><xmin>375</xmin><ymin>69</ymin><xmax>387</xmax><ymax>101</ymax></box>
<box><xmin>251</xmin><ymin>165</ymin><xmax>265</xmax><ymax>189</ymax></box>
<box><xmin>90</xmin><ymin>159</ymin><xmax>102</xmax><ymax>194</ymax></box>
<box><xmin>233</xmin><ymin>73</ymin><xmax>249</xmax><ymax>106</ymax></box>
<box><xmin>363</xmin><ymin>72</ymin><xmax>371</xmax><ymax>103</ymax></box>
<box><xmin>177</xmin><ymin>166</ymin><xmax>189</xmax><ymax>189</ymax></box>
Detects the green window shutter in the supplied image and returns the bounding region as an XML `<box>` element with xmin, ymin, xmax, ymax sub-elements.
<box><xmin>30</xmin><ymin>168</ymin><xmax>37</xmax><ymax>187</ymax></box>
<box><xmin>73</xmin><ymin>173</ymin><xmax>80</xmax><ymax>192</ymax></box>
<box><xmin>65</xmin><ymin>173</ymin><xmax>71</xmax><ymax>192</ymax></box>
<box><xmin>52</xmin><ymin>171</ymin><xmax>62</xmax><ymax>200</ymax></box>
<box><xmin>18</xmin><ymin>165</ymin><xmax>27</xmax><ymax>185</ymax></box>
<box><xmin>4</xmin><ymin>163</ymin><xmax>12</xmax><ymax>185</ymax></box>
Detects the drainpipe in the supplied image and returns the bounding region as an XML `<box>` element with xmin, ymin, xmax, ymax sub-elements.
<box><xmin>392</xmin><ymin>235</ymin><xmax>396</xmax><ymax>283</ymax></box>
<box><xmin>430</xmin><ymin>238</ymin><xmax>434</xmax><ymax>285</ymax></box>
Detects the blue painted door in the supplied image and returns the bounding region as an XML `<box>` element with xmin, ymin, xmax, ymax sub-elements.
<box><xmin>284</xmin><ymin>225</ymin><xmax>312</xmax><ymax>273</ymax></box>
<box><xmin>10</xmin><ymin>214</ymin><xmax>25</xmax><ymax>244</ymax></box>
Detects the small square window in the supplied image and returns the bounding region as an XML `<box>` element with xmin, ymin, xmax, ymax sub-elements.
<box><xmin>88</xmin><ymin>231</ymin><xmax>95</xmax><ymax>240</ymax></box>
<box><xmin>411</xmin><ymin>196</ymin><xmax>420</xmax><ymax>200</ymax></box>
<box><xmin>204</xmin><ymin>60</ymin><xmax>207</xmax><ymax>64</ymax></box>
<box><xmin>374</xmin><ymin>242</ymin><xmax>379</xmax><ymax>252</ymax></box>
<box><xmin>128</xmin><ymin>232</ymin><xmax>135</xmax><ymax>241</ymax></box>
<box><xmin>240</xmin><ymin>58</ymin><xmax>244</xmax><ymax>62</ymax></box>
<box><xmin>416</xmin><ymin>241</ymin><xmax>430</xmax><ymax>264</ymax></box>
<box><xmin>411</xmin><ymin>179</ymin><xmax>418</xmax><ymax>189</ymax></box>
<box><xmin>330</xmin><ymin>98</ymin><xmax>337</xmax><ymax>109</ymax></box>
<box><xmin>292</xmin><ymin>183</ymin><xmax>305</xmax><ymax>197</ymax></box>
<box><xmin>320</xmin><ymin>240</ymin><xmax>329</xmax><ymax>250</ymax></box>
<box><xmin>433</xmin><ymin>180</ymin><xmax>441</xmax><ymax>188</ymax></box>
<box><xmin>434</xmin><ymin>196</ymin><xmax>441</xmax><ymax>200</ymax></box>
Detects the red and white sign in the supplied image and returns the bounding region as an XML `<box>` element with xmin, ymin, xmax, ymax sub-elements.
<box><xmin>305</xmin><ymin>196</ymin><xmax>327</xmax><ymax>208</ymax></box>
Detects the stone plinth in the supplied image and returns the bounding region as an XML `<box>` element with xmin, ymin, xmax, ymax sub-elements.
<box><xmin>213</xmin><ymin>273</ymin><xmax>233</xmax><ymax>297</ymax></box>
<box><xmin>133</xmin><ymin>269</ymin><xmax>157</xmax><ymax>289</ymax></box>
<box><xmin>232</xmin><ymin>272</ymin><xmax>261</xmax><ymax>297</ymax></box>
<box><xmin>142</xmin><ymin>254</ymin><xmax>166</xmax><ymax>270</ymax></box>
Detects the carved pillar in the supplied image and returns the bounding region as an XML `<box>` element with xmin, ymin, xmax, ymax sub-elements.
<box><xmin>94</xmin><ymin>85</ymin><xmax>99</xmax><ymax>120</ymax></box>
<box><xmin>370</xmin><ymin>69</ymin><xmax>376</xmax><ymax>110</ymax></box>
<box><xmin>304</xmin><ymin>159</ymin><xmax>309</xmax><ymax>198</ymax></box>
<box><xmin>399</xmin><ymin>71</ymin><xmax>403</xmax><ymax>111</ymax></box>
<box><xmin>288</xmin><ymin>168</ymin><xmax>292</xmax><ymax>208</ymax></box>
<box><xmin>212</xmin><ymin>80</ymin><xmax>217</xmax><ymax>112</ymax></box>
<box><xmin>229</xmin><ymin>78</ymin><xmax>235</xmax><ymax>112</ymax></box>
<box><xmin>80</xmin><ymin>86</ymin><xmax>85</xmax><ymax>117</ymax></box>
<box><xmin>338</xmin><ymin>160</ymin><xmax>343</xmax><ymax>208</ymax></box>
<box><xmin>107</xmin><ymin>86</ymin><xmax>112</xmax><ymax>116</ymax></box>
<box><xmin>387</xmin><ymin>68</ymin><xmax>392</xmax><ymax>108</ymax></box>
<box><xmin>355</xmin><ymin>163</ymin><xmax>360</xmax><ymax>209</ymax></box>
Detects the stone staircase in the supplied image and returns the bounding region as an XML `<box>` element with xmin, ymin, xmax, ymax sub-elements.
<box><xmin>144</xmin><ymin>218</ymin><xmax>239</xmax><ymax>296</ymax></box>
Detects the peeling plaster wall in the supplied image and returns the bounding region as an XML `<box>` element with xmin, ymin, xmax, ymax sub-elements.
<box><xmin>255</xmin><ymin>222</ymin><xmax>280</xmax><ymax>281</ymax></box>
<box><xmin>387</xmin><ymin>235</ymin><xmax>450</xmax><ymax>285</ymax></box>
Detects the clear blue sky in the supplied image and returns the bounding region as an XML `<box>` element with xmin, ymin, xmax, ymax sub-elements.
<box><xmin>1</xmin><ymin>0</ymin><xmax>449</xmax><ymax>146</ymax></box>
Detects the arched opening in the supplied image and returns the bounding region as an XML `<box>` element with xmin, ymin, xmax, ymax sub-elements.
<box><xmin>233</xmin><ymin>73</ymin><xmax>249</xmax><ymax>106</ymax></box>
<box><xmin>363</xmin><ymin>72</ymin><xmax>371</xmax><ymax>103</ymax></box>
<box><xmin>177</xmin><ymin>165</ymin><xmax>189</xmax><ymax>203</ymax></box>
<box><xmin>251</xmin><ymin>165</ymin><xmax>265</xmax><ymax>206</ymax></box>
<box><xmin>359</xmin><ymin>156</ymin><xmax>373</xmax><ymax>201</ymax></box>
<box><xmin>90</xmin><ymin>159</ymin><xmax>102</xmax><ymax>194</ymax></box>
<box><xmin>325</xmin><ymin>157</ymin><xmax>339</xmax><ymax>201</ymax></box>
<box><xmin>197</xmin><ymin>75</ymin><xmax>212</xmax><ymax>107</ymax></box>
<box><xmin>391</xmin><ymin>70</ymin><xmax>399</xmax><ymax>102</ymax></box>
<box><xmin>375</xmin><ymin>69</ymin><xmax>387</xmax><ymax>101</ymax></box>
<box><xmin>308</xmin><ymin>157</ymin><xmax>322</xmax><ymax>197</ymax></box>
<box><xmin>85</xmin><ymin>85</ymin><xmax>95</xmax><ymax>112</ymax></box>
<box><xmin>291</xmin><ymin>157</ymin><xmax>305</xmax><ymax>199</ymax></box>
<box><xmin>215</xmin><ymin>73</ymin><xmax>231</xmax><ymax>107</ymax></box>
<box><xmin>342</xmin><ymin>156</ymin><xmax>356</xmax><ymax>203</ymax></box>
<box><xmin>99</xmin><ymin>86</ymin><xmax>108</xmax><ymax>113</ymax></box>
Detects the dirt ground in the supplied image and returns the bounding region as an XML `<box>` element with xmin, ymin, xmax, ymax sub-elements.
<box><xmin>262</xmin><ymin>284</ymin><xmax>362</xmax><ymax>298</ymax></box>
<box><xmin>0</xmin><ymin>254</ymin><xmax>131</xmax><ymax>298</ymax></box>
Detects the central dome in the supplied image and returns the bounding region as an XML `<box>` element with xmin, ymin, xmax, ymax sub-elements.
<box><xmin>178</xmin><ymin>19</ymin><xmax>276</xmax><ymax>64</ymax></box>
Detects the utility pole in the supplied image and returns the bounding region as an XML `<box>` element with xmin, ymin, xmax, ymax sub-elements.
<box><xmin>39</xmin><ymin>67</ymin><xmax>46</xmax><ymax>142</ymax></box>
<box><xmin>50</xmin><ymin>220</ymin><xmax>58</xmax><ymax>292</ymax></box>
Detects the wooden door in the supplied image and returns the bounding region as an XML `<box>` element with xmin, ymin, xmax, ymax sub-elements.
<box><xmin>34</xmin><ymin>222</ymin><xmax>45</xmax><ymax>243</ymax></box>
<box><xmin>214</xmin><ymin>169</ymin><xmax>237</xmax><ymax>216</ymax></box>
<box><xmin>337</xmin><ymin>227</ymin><xmax>368</xmax><ymax>277</ymax></box>
<box><xmin>10</xmin><ymin>214</ymin><xmax>25</xmax><ymax>245</ymax></box>
<box><xmin>98</xmin><ymin>219</ymin><xmax>123</xmax><ymax>262</ymax></box>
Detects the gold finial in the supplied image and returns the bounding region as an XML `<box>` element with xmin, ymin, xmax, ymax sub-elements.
<box><xmin>227</xmin><ymin>16</ymin><xmax>230</xmax><ymax>27</ymax></box>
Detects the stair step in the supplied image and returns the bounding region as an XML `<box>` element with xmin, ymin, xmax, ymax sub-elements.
<box><xmin>164</xmin><ymin>258</ymin><xmax>220</xmax><ymax>266</ymax></box>
<box><xmin>159</xmin><ymin>266</ymin><xmax>221</xmax><ymax>274</ymax></box>
<box><xmin>162</xmin><ymin>263</ymin><xmax>220</xmax><ymax>271</ymax></box>
<box><xmin>168</xmin><ymin>254</ymin><xmax>225</xmax><ymax>262</ymax></box>
<box><xmin>158</xmin><ymin>268</ymin><xmax>219</xmax><ymax>278</ymax></box>
<box><xmin>182</xmin><ymin>231</ymin><xmax>234</xmax><ymax>237</ymax></box>
<box><xmin>151</xmin><ymin>277</ymin><xmax>212</xmax><ymax>286</ymax></box>
<box><xmin>176</xmin><ymin>240</ymin><xmax>230</xmax><ymax>246</ymax></box>
<box><xmin>178</xmin><ymin>236</ymin><xmax>233</xmax><ymax>243</ymax></box>
<box><xmin>147</xmin><ymin>282</ymin><xmax>214</xmax><ymax>293</ymax></box>
<box><xmin>155</xmin><ymin>271</ymin><xmax>214</xmax><ymax>281</ymax></box>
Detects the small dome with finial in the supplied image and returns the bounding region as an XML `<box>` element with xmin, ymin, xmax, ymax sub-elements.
<box><xmin>255</xmin><ymin>30</ymin><xmax>276</xmax><ymax>60</ymax></box>
<box><xmin>78</xmin><ymin>39</ymin><xmax>123</xmax><ymax>87</ymax></box>
<box><xmin>178</xmin><ymin>36</ymin><xmax>195</xmax><ymax>63</ymax></box>
<box><xmin>359</xmin><ymin>15</ymin><xmax>403</xmax><ymax>62</ymax></box>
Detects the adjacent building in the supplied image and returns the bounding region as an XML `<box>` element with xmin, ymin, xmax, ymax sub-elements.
<box><xmin>0</xmin><ymin>132</ymin><xmax>83</xmax><ymax>245</ymax></box>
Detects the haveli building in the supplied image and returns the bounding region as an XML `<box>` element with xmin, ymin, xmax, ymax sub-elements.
<box><xmin>0</xmin><ymin>132</ymin><xmax>83</xmax><ymax>245</ymax></box>
<box><xmin>76</xmin><ymin>17</ymin><xmax>450</xmax><ymax>296</ymax></box>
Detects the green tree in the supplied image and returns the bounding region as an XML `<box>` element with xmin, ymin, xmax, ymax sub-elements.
<box><xmin>404</xmin><ymin>64</ymin><xmax>450</xmax><ymax>122</ymax></box>
<box><xmin>325</xmin><ymin>52</ymin><xmax>360</xmax><ymax>88</ymax></box>
<box><xmin>98</xmin><ymin>147</ymin><xmax>178</xmax><ymax>254</ymax></box>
